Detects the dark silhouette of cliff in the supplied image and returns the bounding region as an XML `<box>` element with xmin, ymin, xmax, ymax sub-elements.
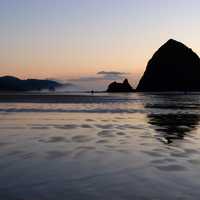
<box><xmin>0</xmin><ymin>76</ymin><xmax>62</xmax><ymax>91</ymax></box>
<box><xmin>137</xmin><ymin>39</ymin><xmax>200</xmax><ymax>92</ymax></box>
<box><xmin>107</xmin><ymin>79</ymin><xmax>134</xmax><ymax>92</ymax></box>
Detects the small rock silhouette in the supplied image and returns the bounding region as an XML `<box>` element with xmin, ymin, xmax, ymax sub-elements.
<box><xmin>107</xmin><ymin>79</ymin><xmax>134</xmax><ymax>92</ymax></box>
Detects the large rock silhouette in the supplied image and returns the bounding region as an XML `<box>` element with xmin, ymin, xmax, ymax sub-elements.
<box><xmin>137</xmin><ymin>39</ymin><xmax>200</xmax><ymax>91</ymax></box>
<box><xmin>107</xmin><ymin>79</ymin><xmax>134</xmax><ymax>92</ymax></box>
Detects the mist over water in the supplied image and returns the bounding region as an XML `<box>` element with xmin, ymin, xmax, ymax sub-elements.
<box><xmin>1</xmin><ymin>93</ymin><xmax>200</xmax><ymax>199</ymax></box>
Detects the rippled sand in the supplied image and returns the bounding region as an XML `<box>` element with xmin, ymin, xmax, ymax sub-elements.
<box><xmin>0</xmin><ymin>93</ymin><xmax>200</xmax><ymax>199</ymax></box>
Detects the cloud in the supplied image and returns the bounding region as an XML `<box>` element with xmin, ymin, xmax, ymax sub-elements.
<box><xmin>68</xmin><ymin>77</ymin><xmax>103</xmax><ymax>82</ymax></box>
<box><xmin>97</xmin><ymin>71</ymin><xmax>129</xmax><ymax>75</ymax></box>
<box><xmin>68</xmin><ymin>71</ymin><xmax>130</xmax><ymax>82</ymax></box>
<box><xmin>97</xmin><ymin>71</ymin><xmax>130</xmax><ymax>80</ymax></box>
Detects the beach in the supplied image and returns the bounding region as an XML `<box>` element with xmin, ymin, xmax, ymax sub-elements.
<box><xmin>0</xmin><ymin>93</ymin><xmax>200</xmax><ymax>199</ymax></box>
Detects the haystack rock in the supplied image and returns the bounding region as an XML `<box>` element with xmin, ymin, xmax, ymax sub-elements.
<box><xmin>137</xmin><ymin>39</ymin><xmax>200</xmax><ymax>92</ymax></box>
<box><xmin>107</xmin><ymin>79</ymin><xmax>134</xmax><ymax>92</ymax></box>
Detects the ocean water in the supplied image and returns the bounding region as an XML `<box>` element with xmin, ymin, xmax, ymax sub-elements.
<box><xmin>0</xmin><ymin>93</ymin><xmax>200</xmax><ymax>199</ymax></box>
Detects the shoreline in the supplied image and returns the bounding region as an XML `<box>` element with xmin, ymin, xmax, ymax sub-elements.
<box><xmin>0</xmin><ymin>92</ymin><xmax>199</xmax><ymax>103</ymax></box>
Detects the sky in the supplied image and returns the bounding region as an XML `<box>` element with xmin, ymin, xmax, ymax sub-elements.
<box><xmin>0</xmin><ymin>0</ymin><xmax>200</xmax><ymax>90</ymax></box>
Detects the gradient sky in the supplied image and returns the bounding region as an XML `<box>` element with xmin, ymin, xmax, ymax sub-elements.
<box><xmin>0</xmin><ymin>0</ymin><xmax>200</xmax><ymax>89</ymax></box>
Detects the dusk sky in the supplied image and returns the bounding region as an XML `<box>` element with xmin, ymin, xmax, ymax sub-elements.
<box><xmin>0</xmin><ymin>0</ymin><xmax>200</xmax><ymax>90</ymax></box>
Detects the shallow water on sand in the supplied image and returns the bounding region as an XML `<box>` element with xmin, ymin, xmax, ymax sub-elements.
<box><xmin>1</xmin><ymin>93</ymin><xmax>200</xmax><ymax>199</ymax></box>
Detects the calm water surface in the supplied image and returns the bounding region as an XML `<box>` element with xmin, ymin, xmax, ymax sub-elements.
<box><xmin>0</xmin><ymin>93</ymin><xmax>200</xmax><ymax>200</ymax></box>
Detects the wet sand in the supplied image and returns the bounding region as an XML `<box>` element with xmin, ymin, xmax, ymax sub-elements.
<box><xmin>0</xmin><ymin>93</ymin><xmax>200</xmax><ymax>199</ymax></box>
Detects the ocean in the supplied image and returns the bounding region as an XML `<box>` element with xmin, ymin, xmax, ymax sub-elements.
<box><xmin>0</xmin><ymin>93</ymin><xmax>200</xmax><ymax>199</ymax></box>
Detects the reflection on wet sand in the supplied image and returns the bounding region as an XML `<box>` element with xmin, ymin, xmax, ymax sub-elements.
<box><xmin>145</xmin><ymin>94</ymin><xmax>200</xmax><ymax>144</ymax></box>
<box><xmin>148</xmin><ymin>113</ymin><xmax>200</xmax><ymax>144</ymax></box>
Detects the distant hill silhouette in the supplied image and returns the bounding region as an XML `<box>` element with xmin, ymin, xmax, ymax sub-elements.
<box><xmin>107</xmin><ymin>79</ymin><xmax>134</xmax><ymax>92</ymax></box>
<box><xmin>0</xmin><ymin>76</ymin><xmax>62</xmax><ymax>91</ymax></box>
<box><xmin>137</xmin><ymin>39</ymin><xmax>200</xmax><ymax>92</ymax></box>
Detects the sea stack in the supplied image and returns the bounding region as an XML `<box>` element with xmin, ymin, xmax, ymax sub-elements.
<box><xmin>107</xmin><ymin>79</ymin><xmax>134</xmax><ymax>92</ymax></box>
<box><xmin>137</xmin><ymin>39</ymin><xmax>200</xmax><ymax>92</ymax></box>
